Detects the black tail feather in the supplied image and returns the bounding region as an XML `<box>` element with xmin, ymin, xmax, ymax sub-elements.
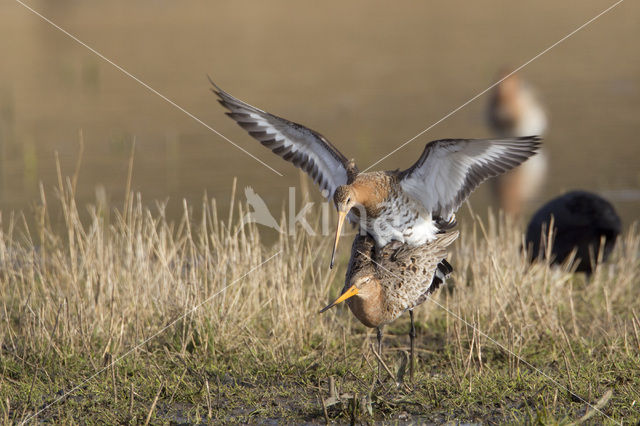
<box><xmin>429</xmin><ymin>259</ymin><xmax>453</xmax><ymax>292</ymax></box>
<box><xmin>435</xmin><ymin>216</ymin><xmax>457</xmax><ymax>233</ymax></box>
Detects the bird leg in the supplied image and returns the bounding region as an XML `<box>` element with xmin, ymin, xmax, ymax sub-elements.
<box><xmin>376</xmin><ymin>327</ymin><xmax>383</xmax><ymax>382</ymax></box>
<box><xmin>409</xmin><ymin>309</ymin><xmax>416</xmax><ymax>382</ymax></box>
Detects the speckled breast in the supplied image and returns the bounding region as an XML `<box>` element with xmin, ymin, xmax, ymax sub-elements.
<box><xmin>361</xmin><ymin>190</ymin><xmax>439</xmax><ymax>248</ymax></box>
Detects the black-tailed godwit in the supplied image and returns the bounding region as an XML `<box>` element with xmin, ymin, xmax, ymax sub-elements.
<box><xmin>212</xmin><ymin>81</ymin><xmax>541</xmax><ymax>267</ymax></box>
<box><xmin>487</xmin><ymin>72</ymin><xmax>548</xmax><ymax>217</ymax></box>
<box><xmin>320</xmin><ymin>230</ymin><xmax>459</xmax><ymax>381</ymax></box>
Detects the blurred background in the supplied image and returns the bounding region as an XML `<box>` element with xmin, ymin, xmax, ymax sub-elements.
<box><xmin>0</xmin><ymin>0</ymin><xmax>638</xmax><ymax>231</ymax></box>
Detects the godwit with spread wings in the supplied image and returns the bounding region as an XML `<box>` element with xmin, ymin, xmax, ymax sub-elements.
<box><xmin>212</xmin><ymin>81</ymin><xmax>541</xmax><ymax>267</ymax></box>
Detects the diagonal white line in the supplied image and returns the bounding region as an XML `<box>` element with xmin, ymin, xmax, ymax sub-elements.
<box><xmin>362</xmin><ymin>0</ymin><xmax>625</xmax><ymax>173</ymax></box>
<box><xmin>19</xmin><ymin>251</ymin><xmax>282</xmax><ymax>425</ymax></box>
<box><xmin>355</xmin><ymin>249</ymin><xmax>621</xmax><ymax>425</ymax></box>
<box><xmin>13</xmin><ymin>0</ymin><xmax>283</xmax><ymax>177</ymax></box>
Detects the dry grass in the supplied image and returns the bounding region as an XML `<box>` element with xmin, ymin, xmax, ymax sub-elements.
<box><xmin>1</xmin><ymin>165</ymin><xmax>639</xmax><ymax>423</ymax></box>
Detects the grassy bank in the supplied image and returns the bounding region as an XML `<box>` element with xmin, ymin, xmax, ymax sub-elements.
<box><xmin>1</xmin><ymin>177</ymin><xmax>639</xmax><ymax>424</ymax></box>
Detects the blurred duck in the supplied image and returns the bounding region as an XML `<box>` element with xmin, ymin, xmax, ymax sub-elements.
<box><xmin>320</xmin><ymin>230</ymin><xmax>458</xmax><ymax>381</ymax></box>
<box><xmin>487</xmin><ymin>72</ymin><xmax>549</xmax><ymax>217</ymax></box>
<box><xmin>525</xmin><ymin>191</ymin><xmax>621</xmax><ymax>275</ymax></box>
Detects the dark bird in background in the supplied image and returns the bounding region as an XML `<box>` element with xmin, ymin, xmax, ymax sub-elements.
<box><xmin>525</xmin><ymin>191</ymin><xmax>622</xmax><ymax>274</ymax></box>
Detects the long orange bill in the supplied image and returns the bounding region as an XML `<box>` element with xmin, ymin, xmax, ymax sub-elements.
<box><xmin>330</xmin><ymin>211</ymin><xmax>347</xmax><ymax>269</ymax></box>
<box><xmin>319</xmin><ymin>285</ymin><xmax>359</xmax><ymax>313</ymax></box>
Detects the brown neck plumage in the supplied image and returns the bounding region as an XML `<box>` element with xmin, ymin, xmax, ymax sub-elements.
<box><xmin>350</xmin><ymin>177</ymin><xmax>388</xmax><ymax>217</ymax></box>
<box><xmin>497</xmin><ymin>75</ymin><xmax>523</xmax><ymax>119</ymax></box>
<box><xmin>347</xmin><ymin>280</ymin><xmax>386</xmax><ymax>328</ymax></box>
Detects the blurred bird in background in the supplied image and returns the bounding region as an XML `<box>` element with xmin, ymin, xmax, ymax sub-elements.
<box><xmin>487</xmin><ymin>71</ymin><xmax>549</xmax><ymax>218</ymax></box>
<box><xmin>525</xmin><ymin>190</ymin><xmax>621</xmax><ymax>275</ymax></box>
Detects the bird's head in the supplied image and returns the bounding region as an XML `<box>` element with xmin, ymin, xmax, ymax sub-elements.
<box><xmin>319</xmin><ymin>274</ymin><xmax>375</xmax><ymax>313</ymax></box>
<box><xmin>330</xmin><ymin>185</ymin><xmax>358</xmax><ymax>269</ymax></box>
<box><xmin>333</xmin><ymin>185</ymin><xmax>358</xmax><ymax>213</ymax></box>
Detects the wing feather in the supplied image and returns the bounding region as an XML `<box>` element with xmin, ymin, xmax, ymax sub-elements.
<box><xmin>211</xmin><ymin>80</ymin><xmax>356</xmax><ymax>199</ymax></box>
<box><xmin>399</xmin><ymin>137</ymin><xmax>541</xmax><ymax>219</ymax></box>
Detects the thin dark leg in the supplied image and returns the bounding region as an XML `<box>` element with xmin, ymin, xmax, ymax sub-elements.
<box><xmin>409</xmin><ymin>309</ymin><xmax>416</xmax><ymax>382</ymax></box>
<box><xmin>376</xmin><ymin>327</ymin><xmax>383</xmax><ymax>381</ymax></box>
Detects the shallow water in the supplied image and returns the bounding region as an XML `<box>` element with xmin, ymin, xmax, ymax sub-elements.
<box><xmin>0</xmin><ymin>0</ymin><xmax>638</xmax><ymax>231</ymax></box>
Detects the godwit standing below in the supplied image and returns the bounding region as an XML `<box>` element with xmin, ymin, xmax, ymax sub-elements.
<box><xmin>320</xmin><ymin>230</ymin><xmax>459</xmax><ymax>381</ymax></box>
<box><xmin>487</xmin><ymin>72</ymin><xmax>549</xmax><ymax>217</ymax></box>
<box><xmin>212</xmin><ymin>81</ymin><xmax>541</xmax><ymax>267</ymax></box>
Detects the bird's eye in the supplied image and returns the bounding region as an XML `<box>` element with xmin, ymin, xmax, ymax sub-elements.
<box><xmin>347</xmin><ymin>197</ymin><xmax>351</xmax><ymax>203</ymax></box>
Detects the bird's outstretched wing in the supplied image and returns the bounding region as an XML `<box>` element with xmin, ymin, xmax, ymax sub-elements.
<box><xmin>212</xmin><ymin>80</ymin><xmax>356</xmax><ymax>200</ymax></box>
<box><xmin>399</xmin><ymin>136</ymin><xmax>541</xmax><ymax>219</ymax></box>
